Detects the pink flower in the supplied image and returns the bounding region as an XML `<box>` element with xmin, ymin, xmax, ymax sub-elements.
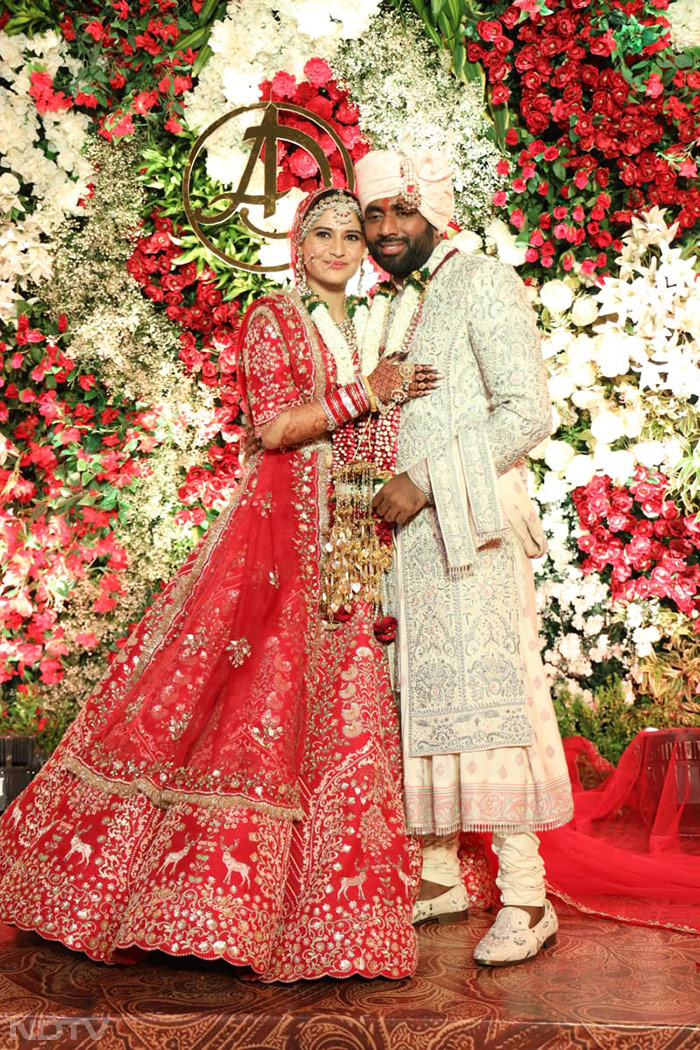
<box><xmin>493</xmin><ymin>190</ymin><xmax>507</xmax><ymax>207</ymax></box>
<box><xmin>271</xmin><ymin>71</ymin><xmax>297</xmax><ymax>99</ymax></box>
<box><xmin>289</xmin><ymin>150</ymin><xmax>319</xmax><ymax>178</ymax></box>
<box><xmin>645</xmin><ymin>73</ymin><xmax>664</xmax><ymax>99</ymax></box>
<box><xmin>75</xmin><ymin>631</ymin><xmax>98</xmax><ymax>649</ymax></box>
<box><xmin>304</xmin><ymin>57</ymin><xmax>332</xmax><ymax>87</ymax></box>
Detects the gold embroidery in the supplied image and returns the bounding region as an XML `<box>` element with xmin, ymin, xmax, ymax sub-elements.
<box><xmin>226</xmin><ymin>637</ymin><xmax>251</xmax><ymax>668</ymax></box>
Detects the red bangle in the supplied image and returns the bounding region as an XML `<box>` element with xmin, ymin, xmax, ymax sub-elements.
<box><xmin>320</xmin><ymin>376</ymin><xmax>370</xmax><ymax>431</ymax></box>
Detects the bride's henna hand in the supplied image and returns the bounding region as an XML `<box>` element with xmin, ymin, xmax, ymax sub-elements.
<box><xmin>367</xmin><ymin>354</ymin><xmax>441</xmax><ymax>404</ymax></box>
<box><xmin>260</xmin><ymin>402</ymin><xmax>328</xmax><ymax>451</ymax></box>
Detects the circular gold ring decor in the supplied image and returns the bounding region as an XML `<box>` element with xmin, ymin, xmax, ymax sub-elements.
<box><xmin>183</xmin><ymin>101</ymin><xmax>356</xmax><ymax>274</ymax></box>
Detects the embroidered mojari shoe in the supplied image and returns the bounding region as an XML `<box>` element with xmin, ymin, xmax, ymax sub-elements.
<box><xmin>473</xmin><ymin>899</ymin><xmax>558</xmax><ymax>966</ymax></box>
<box><xmin>412</xmin><ymin>883</ymin><xmax>469</xmax><ymax>925</ymax></box>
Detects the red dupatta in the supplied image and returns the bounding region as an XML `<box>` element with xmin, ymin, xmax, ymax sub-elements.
<box><xmin>62</xmin><ymin>290</ymin><xmax>334</xmax><ymax>820</ymax></box>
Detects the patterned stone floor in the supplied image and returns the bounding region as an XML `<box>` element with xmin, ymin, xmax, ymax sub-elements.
<box><xmin>0</xmin><ymin>903</ymin><xmax>698</xmax><ymax>1049</ymax></box>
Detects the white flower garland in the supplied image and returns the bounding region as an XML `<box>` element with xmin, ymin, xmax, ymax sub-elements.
<box><xmin>307</xmin><ymin>303</ymin><xmax>356</xmax><ymax>383</ymax></box>
<box><xmin>306</xmin><ymin>300</ymin><xmax>372</xmax><ymax>383</ymax></box>
<box><xmin>360</xmin><ymin>283</ymin><xmax>423</xmax><ymax>368</ymax></box>
<box><xmin>307</xmin><ymin>285</ymin><xmax>423</xmax><ymax>387</ymax></box>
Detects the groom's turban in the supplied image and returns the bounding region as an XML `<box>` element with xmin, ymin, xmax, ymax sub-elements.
<box><xmin>355</xmin><ymin>146</ymin><xmax>454</xmax><ymax>233</ymax></box>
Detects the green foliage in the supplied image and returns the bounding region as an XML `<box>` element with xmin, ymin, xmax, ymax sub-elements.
<box><xmin>2</xmin><ymin>0</ymin><xmax>59</xmax><ymax>37</ymax></box>
<box><xmin>137</xmin><ymin>135</ymin><xmax>275</xmax><ymax>301</ymax></box>
<box><xmin>553</xmin><ymin>678</ymin><xmax>688</xmax><ymax>765</ymax></box>
<box><xmin>0</xmin><ymin>683</ymin><xmax>75</xmax><ymax>757</ymax></box>
<box><xmin>671</xmin><ymin>446</ymin><xmax>700</xmax><ymax>515</ymax></box>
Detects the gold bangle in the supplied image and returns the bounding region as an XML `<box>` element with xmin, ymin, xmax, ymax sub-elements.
<box><xmin>362</xmin><ymin>374</ymin><xmax>378</xmax><ymax>413</ymax></box>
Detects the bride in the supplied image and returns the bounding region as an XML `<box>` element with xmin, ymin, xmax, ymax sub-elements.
<box><xmin>0</xmin><ymin>186</ymin><xmax>440</xmax><ymax>982</ymax></box>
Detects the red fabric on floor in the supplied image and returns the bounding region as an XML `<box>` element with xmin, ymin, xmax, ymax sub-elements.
<box><xmin>541</xmin><ymin>730</ymin><xmax>700</xmax><ymax>933</ymax></box>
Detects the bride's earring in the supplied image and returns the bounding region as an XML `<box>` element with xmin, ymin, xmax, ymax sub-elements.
<box><xmin>296</xmin><ymin>252</ymin><xmax>311</xmax><ymax>294</ymax></box>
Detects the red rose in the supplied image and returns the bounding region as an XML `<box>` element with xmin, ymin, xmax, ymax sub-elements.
<box><xmin>491</xmin><ymin>84</ymin><xmax>511</xmax><ymax>104</ymax></box>
<box><xmin>476</xmin><ymin>19</ymin><xmax>502</xmax><ymax>42</ymax></box>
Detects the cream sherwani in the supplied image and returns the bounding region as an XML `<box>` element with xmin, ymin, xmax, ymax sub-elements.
<box><xmin>389</xmin><ymin>241</ymin><xmax>573</xmax><ymax>837</ymax></box>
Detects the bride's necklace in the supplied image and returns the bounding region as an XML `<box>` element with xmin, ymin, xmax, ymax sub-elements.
<box><xmin>302</xmin><ymin>294</ymin><xmax>371</xmax><ymax>384</ymax></box>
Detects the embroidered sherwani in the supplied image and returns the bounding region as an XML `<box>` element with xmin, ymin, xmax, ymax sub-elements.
<box><xmin>390</xmin><ymin>242</ymin><xmax>573</xmax><ymax>836</ymax></box>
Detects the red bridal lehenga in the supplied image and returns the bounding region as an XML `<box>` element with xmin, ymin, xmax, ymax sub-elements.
<box><xmin>0</xmin><ymin>281</ymin><xmax>421</xmax><ymax>980</ymax></box>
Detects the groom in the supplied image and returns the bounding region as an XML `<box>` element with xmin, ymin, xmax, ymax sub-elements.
<box><xmin>355</xmin><ymin>148</ymin><xmax>573</xmax><ymax>966</ymax></box>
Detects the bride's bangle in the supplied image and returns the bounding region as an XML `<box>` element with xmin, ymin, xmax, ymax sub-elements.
<box><xmin>320</xmin><ymin>376</ymin><xmax>371</xmax><ymax>431</ymax></box>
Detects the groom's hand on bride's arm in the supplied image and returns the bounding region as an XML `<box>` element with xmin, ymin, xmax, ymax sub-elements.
<box><xmin>372</xmin><ymin>473</ymin><xmax>427</xmax><ymax>525</ymax></box>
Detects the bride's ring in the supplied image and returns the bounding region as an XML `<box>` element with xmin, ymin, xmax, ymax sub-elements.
<box><xmin>398</xmin><ymin>361</ymin><xmax>415</xmax><ymax>394</ymax></box>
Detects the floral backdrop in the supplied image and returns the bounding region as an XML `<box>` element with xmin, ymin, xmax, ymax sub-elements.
<box><xmin>0</xmin><ymin>0</ymin><xmax>698</xmax><ymax>760</ymax></box>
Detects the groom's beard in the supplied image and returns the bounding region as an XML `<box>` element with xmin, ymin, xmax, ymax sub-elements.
<box><xmin>367</xmin><ymin>224</ymin><xmax>437</xmax><ymax>279</ymax></box>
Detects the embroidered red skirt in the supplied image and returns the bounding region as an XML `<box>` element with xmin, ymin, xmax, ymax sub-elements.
<box><xmin>0</xmin><ymin>604</ymin><xmax>420</xmax><ymax>980</ymax></box>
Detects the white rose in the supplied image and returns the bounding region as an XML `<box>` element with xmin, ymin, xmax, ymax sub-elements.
<box><xmin>535</xmin><ymin>472</ymin><xmax>570</xmax><ymax>506</ymax></box>
<box><xmin>564</xmin><ymin>454</ymin><xmax>596</xmax><ymax>487</ymax></box>
<box><xmin>571</xmin><ymin>296</ymin><xmax>599</xmax><ymax>327</ymax></box>
<box><xmin>591</xmin><ymin>409</ymin><xmax>624</xmax><ymax>444</ymax></box>
<box><xmin>452</xmin><ymin>230</ymin><xmax>483</xmax><ymax>254</ymax></box>
<box><xmin>543</xmin><ymin>439</ymin><xmax>576</xmax><ymax>473</ymax></box>
<box><xmin>540</xmin><ymin>279</ymin><xmax>573</xmax><ymax>315</ymax></box>
<box><xmin>548</xmin><ymin>372</ymin><xmax>575</xmax><ymax>401</ymax></box>
<box><xmin>594</xmin><ymin>447</ymin><xmax>635</xmax><ymax>483</ymax></box>
<box><xmin>484</xmin><ymin>218</ymin><xmax>527</xmax><ymax>266</ymax></box>
<box><xmin>595</xmin><ymin>331</ymin><xmax>632</xmax><ymax>378</ymax></box>
<box><xmin>633</xmin><ymin>440</ymin><xmax>666</xmax><ymax>468</ymax></box>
